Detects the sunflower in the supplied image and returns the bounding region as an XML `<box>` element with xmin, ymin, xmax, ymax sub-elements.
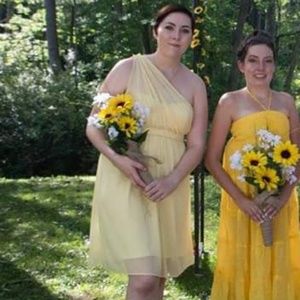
<box><xmin>98</xmin><ymin>106</ymin><xmax>117</xmax><ymax>124</ymax></box>
<box><xmin>117</xmin><ymin>116</ymin><xmax>138</xmax><ymax>137</ymax></box>
<box><xmin>241</xmin><ymin>151</ymin><xmax>267</xmax><ymax>170</ymax></box>
<box><xmin>108</xmin><ymin>93</ymin><xmax>133</xmax><ymax>113</ymax></box>
<box><xmin>273</xmin><ymin>141</ymin><xmax>300</xmax><ymax>166</ymax></box>
<box><xmin>254</xmin><ymin>167</ymin><xmax>280</xmax><ymax>191</ymax></box>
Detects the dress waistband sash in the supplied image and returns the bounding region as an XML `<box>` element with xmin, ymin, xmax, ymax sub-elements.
<box><xmin>147</xmin><ymin>128</ymin><xmax>184</xmax><ymax>141</ymax></box>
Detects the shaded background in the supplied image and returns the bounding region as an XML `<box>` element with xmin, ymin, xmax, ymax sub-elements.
<box><xmin>0</xmin><ymin>0</ymin><xmax>299</xmax><ymax>178</ymax></box>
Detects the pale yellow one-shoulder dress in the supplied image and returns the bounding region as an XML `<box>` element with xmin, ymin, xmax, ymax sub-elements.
<box><xmin>88</xmin><ymin>54</ymin><xmax>194</xmax><ymax>278</ymax></box>
<box><xmin>211</xmin><ymin>111</ymin><xmax>300</xmax><ymax>299</ymax></box>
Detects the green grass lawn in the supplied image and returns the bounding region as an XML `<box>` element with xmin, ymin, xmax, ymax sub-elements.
<box><xmin>0</xmin><ymin>176</ymin><xmax>220</xmax><ymax>300</ymax></box>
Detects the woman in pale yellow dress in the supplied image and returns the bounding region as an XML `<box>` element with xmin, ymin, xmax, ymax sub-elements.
<box><xmin>85</xmin><ymin>4</ymin><xmax>208</xmax><ymax>300</ymax></box>
<box><xmin>205</xmin><ymin>31</ymin><xmax>300</xmax><ymax>299</ymax></box>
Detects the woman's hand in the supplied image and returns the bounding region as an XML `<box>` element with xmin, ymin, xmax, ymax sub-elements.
<box><xmin>112</xmin><ymin>154</ymin><xmax>146</xmax><ymax>189</ymax></box>
<box><xmin>144</xmin><ymin>175</ymin><xmax>179</xmax><ymax>202</ymax></box>
<box><xmin>263</xmin><ymin>194</ymin><xmax>288</xmax><ymax>219</ymax></box>
<box><xmin>236</xmin><ymin>197</ymin><xmax>266</xmax><ymax>223</ymax></box>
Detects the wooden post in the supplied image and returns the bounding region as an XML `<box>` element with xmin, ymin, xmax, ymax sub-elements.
<box><xmin>192</xmin><ymin>0</ymin><xmax>206</xmax><ymax>275</ymax></box>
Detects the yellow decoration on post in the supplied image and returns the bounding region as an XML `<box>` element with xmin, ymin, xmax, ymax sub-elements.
<box><xmin>195</xmin><ymin>17</ymin><xmax>204</xmax><ymax>24</ymax></box>
<box><xmin>203</xmin><ymin>76</ymin><xmax>210</xmax><ymax>85</ymax></box>
<box><xmin>191</xmin><ymin>39</ymin><xmax>200</xmax><ymax>48</ymax></box>
<box><xmin>197</xmin><ymin>63</ymin><xmax>205</xmax><ymax>70</ymax></box>
<box><xmin>194</xmin><ymin>6</ymin><xmax>203</xmax><ymax>14</ymax></box>
<box><xmin>193</xmin><ymin>29</ymin><xmax>200</xmax><ymax>39</ymax></box>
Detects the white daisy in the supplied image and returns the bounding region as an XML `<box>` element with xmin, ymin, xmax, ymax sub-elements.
<box><xmin>92</xmin><ymin>92</ymin><xmax>112</xmax><ymax>108</ymax></box>
<box><xmin>107</xmin><ymin>126</ymin><xmax>119</xmax><ymax>139</ymax></box>
<box><xmin>230</xmin><ymin>151</ymin><xmax>242</xmax><ymax>170</ymax></box>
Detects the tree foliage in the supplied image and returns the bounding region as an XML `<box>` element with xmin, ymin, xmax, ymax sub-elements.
<box><xmin>0</xmin><ymin>0</ymin><xmax>299</xmax><ymax>177</ymax></box>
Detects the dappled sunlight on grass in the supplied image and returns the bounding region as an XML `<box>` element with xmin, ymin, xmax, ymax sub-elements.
<box><xmin>0</xmin><ymin>176</ymin><xmax>218</xmax><ymax>299</ymax></box>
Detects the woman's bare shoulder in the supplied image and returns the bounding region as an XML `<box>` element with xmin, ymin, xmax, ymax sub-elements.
<box><xmin>102</xmin><ymin>56</ymin><xmax>134</xmax><ymax>93</ymax></box>
<box><xmin>218</xmin><ymin>89</ymin><xmax>242</xmax><ymax>108</ymax></box>
<box><xmin>273</xmin><ymin>90</ymin><xmax>295</xmax><ymax>111</ymax></box>
<box><xmin>111</xmin><ymin>56</ymin><xmax>134</xmax><ymax>74</ymax></box>
<box><xmin>182</xmin><ymin>66</ymin><xmax>204</xmax><ymax>85</ymax></box>
<box><xmin>274</xmin><ymin>90</ymin><xmax>294</xmax><ymax>101</ymax></box>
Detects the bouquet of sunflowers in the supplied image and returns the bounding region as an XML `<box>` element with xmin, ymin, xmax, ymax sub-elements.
<box><xmin>88</xmin><ymin>92</ymin><xmax>154</xmax><ymax>184</ymax></box>
<box><xmin>230</xmin><ymin>129</ymin><xmax>300</xmax><ymax>246</ymax></box>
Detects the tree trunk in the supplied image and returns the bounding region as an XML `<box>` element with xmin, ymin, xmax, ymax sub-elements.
<box><xmin>114</xmin><ymin>0</ymin><xmax>123</xmax><ymax>17</ymax></box>
<box><xmin>227</xmin><ymin>0</ymin><xmax>251</xmax><ymax>91</ymax></box>
<box><xmin>266</xmin><ymin>0</ymin><xmax>276</xmax><ymax>37</ymax></box>
<box><xmin>284</xmin><ymin>32</ymin><xmax>300</xmax><ymax>92</ymax></box>
<box><xmin>137</xmin><ymin>0</ymin><xmax>151</xmax><ymax>54</ymax></box>
<box><xmin>0</xmin><ymin>1</ymin><xmax>13</xmax><ymax>33</ymax></box>
<box><xmin>44</xmin><ymin>0</ymin><xmax>62</xmax><ymax>74</ymax></box>
<box><xmin>69</xmin><ymin>1</ymin><xmax>76</xmax><ymax>46</ymax></box>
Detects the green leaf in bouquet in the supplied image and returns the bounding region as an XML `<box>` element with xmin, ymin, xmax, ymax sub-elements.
<box><xmin>108</xmin><ymin>139</ymin><xmax>128</xmax><ymax>154</ymax></box>
<box><xmin>133</xmin><ymin>130</ymin><xmax>148</xmax><ymax>144</ymax></box>
<box><xmin>245</xmin><ymin>176</ymin><xmax>257</xmax><ymax>187</ymax></box>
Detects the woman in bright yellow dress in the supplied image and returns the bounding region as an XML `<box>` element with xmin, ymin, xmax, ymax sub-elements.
<box><xmin>205</xmin><ymin>31</ymin><xmax>300</xmax><ymax>299</ymax></box>
<box><xmin>85</xmin><ymin>4</ymin><xmax>208</xmax><ymax>300</ymax></box>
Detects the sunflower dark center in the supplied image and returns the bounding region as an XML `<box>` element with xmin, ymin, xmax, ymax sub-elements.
<box><xmin>281</xmin><ymin>150</ymin><xmax>291</xmax><ymax>159</ymax></box>
<box><xmin>117</xmin><ymin>102</ymin><xmax>125</xmax><ymax>107</ymax></box>
<box><xmin>250</xmin><ymin>160</ymin><xmax>259</xmax><ymax>166</ymax></box>
<box><xmin>262</xmin><ymin>176</ymin><xmax>271</xmax><ymax>183</ymax></box>
<box><xmin>125</xmin><ymin>123</ymin><xmax>130</xmax><ymax>129</ymax></box>
<box><xmin>105</xmin><ymin>113</ymin><xmax>112</xmax><ymax>118</ymax></box>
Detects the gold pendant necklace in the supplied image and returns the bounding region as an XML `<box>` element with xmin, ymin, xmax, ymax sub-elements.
<box><xmin>246</xmin><ymin>87</ymin><xmax>272</xmax><ymax>110</ymax></box>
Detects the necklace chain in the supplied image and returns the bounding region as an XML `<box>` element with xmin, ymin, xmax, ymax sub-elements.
<box><xmin>246</xmin><ymin>87</ymin><xmax>272</xmax><ymax>110</ymax></box>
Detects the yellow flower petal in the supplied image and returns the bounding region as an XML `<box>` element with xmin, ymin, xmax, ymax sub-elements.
<box><xmin>242</xmin><ymin>151</ymin><xmax>268</xmax><ymax>170</ymax></box>
<box><xmin>254</xmin><ymin>167</ymin><xmax>280</xmax><ymax>191</ymax></box>
<box><xmin>108</xmin><ymin>93</ymin><xmax>133</xmax><ymax>113</ymax></box>
<box><xmin>98</xmin><ymin>106</ymin><xmax>117</xmax><ymax>124</ymax></box>
<box><xmin>273</xmin><ymin>141</ymin><xmax>300</xmax><ymax>166</ymax></box>
<box><xmin>117</xmin><ymin>116</ymin><xmax>137</xmax><ymax>138</ymax></box>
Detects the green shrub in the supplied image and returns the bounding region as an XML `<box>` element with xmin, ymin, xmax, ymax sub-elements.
<box><xmin>0</xmin><ymin>65</ymin><xmax>98</xmax><ymax>177</ymax></box>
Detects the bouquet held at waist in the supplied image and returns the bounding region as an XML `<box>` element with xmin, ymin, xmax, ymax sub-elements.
<box><xmin>88</xmin><ymin>92</ymin><xmax>155</xmax><ymax>184</ymax></box>
<box><xmin>230</xmin><ymin>129</ymin><xmax>300</xmax><ymax>246</ymax></box>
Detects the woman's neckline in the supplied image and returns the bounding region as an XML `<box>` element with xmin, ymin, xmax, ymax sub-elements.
<box><xmin>140</xmin><ymin>54</ymin><xmax>192</xmax><ymax>107</ymax></box>
<box><xmin>232</xmin><ymin>110</ymin><xmax>288</xmax><ymax>125</ymax></box>
<box><xmin>246</xmin><ymin>87</ymin><xmax>272</xmax><ymax>110</ymax></box>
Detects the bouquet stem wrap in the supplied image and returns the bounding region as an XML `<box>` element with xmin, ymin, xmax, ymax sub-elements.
<box><xmin>126</xmin><ymin>140</ymin><xmax>158</xmax><ymax>185</ymax></box>
<box><xmin>254</xmin><ymin>190</ymin><xmax>277</xmax><ymax>247</ymax></box>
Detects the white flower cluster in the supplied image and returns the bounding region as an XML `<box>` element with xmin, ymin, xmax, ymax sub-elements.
<box><xmin>107</xmin><ymin>126</ymin><xmax>119</xmax><ymax>139</ymax></box>
<box><xmin>230</xmin><ymin>150</ymin><xmax>243</xmax><ymax>170</ymax></box>
<box><xmin>282</xmin><ymin>166</ymin><xmax>297</xmax><ymax>184</ymax></box>
<box><xmin>230</xmin><ymin>144</ymin><xmax>256</xmax><ymax>171</ymax></box>
<box><xmin>87</xmin><ymin>92</ymin><xmax>112</xmax><ymax>128</ymax></box>
<box><xmin>92</xmin><ymin>92</ymin><xmax>111</xmax><ymax>108</ymax></box>
<box><xmin>132</xmin><ymin>102</ymin><xmax>150</xmax><ymax>134</ymax></box>
<box><xmin>257</xmin><ymin>129</ymin><xmax>281</xmax><ymax>150</ymax></box>
<box><xmin>87</xmin><ymin>115</ymin><xmax>102</xmax><ymax>128</ymax></box>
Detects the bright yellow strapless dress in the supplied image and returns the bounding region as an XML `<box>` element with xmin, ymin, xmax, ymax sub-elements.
<box><xmin>88</xmin><ymin>54</ymin><xmax>194</xmax><ymax>277</ymax></box>
<box><xmin>211</xmin><ymin>111</ymin><xmax>300</xmax><ymax>299</ymax></box>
